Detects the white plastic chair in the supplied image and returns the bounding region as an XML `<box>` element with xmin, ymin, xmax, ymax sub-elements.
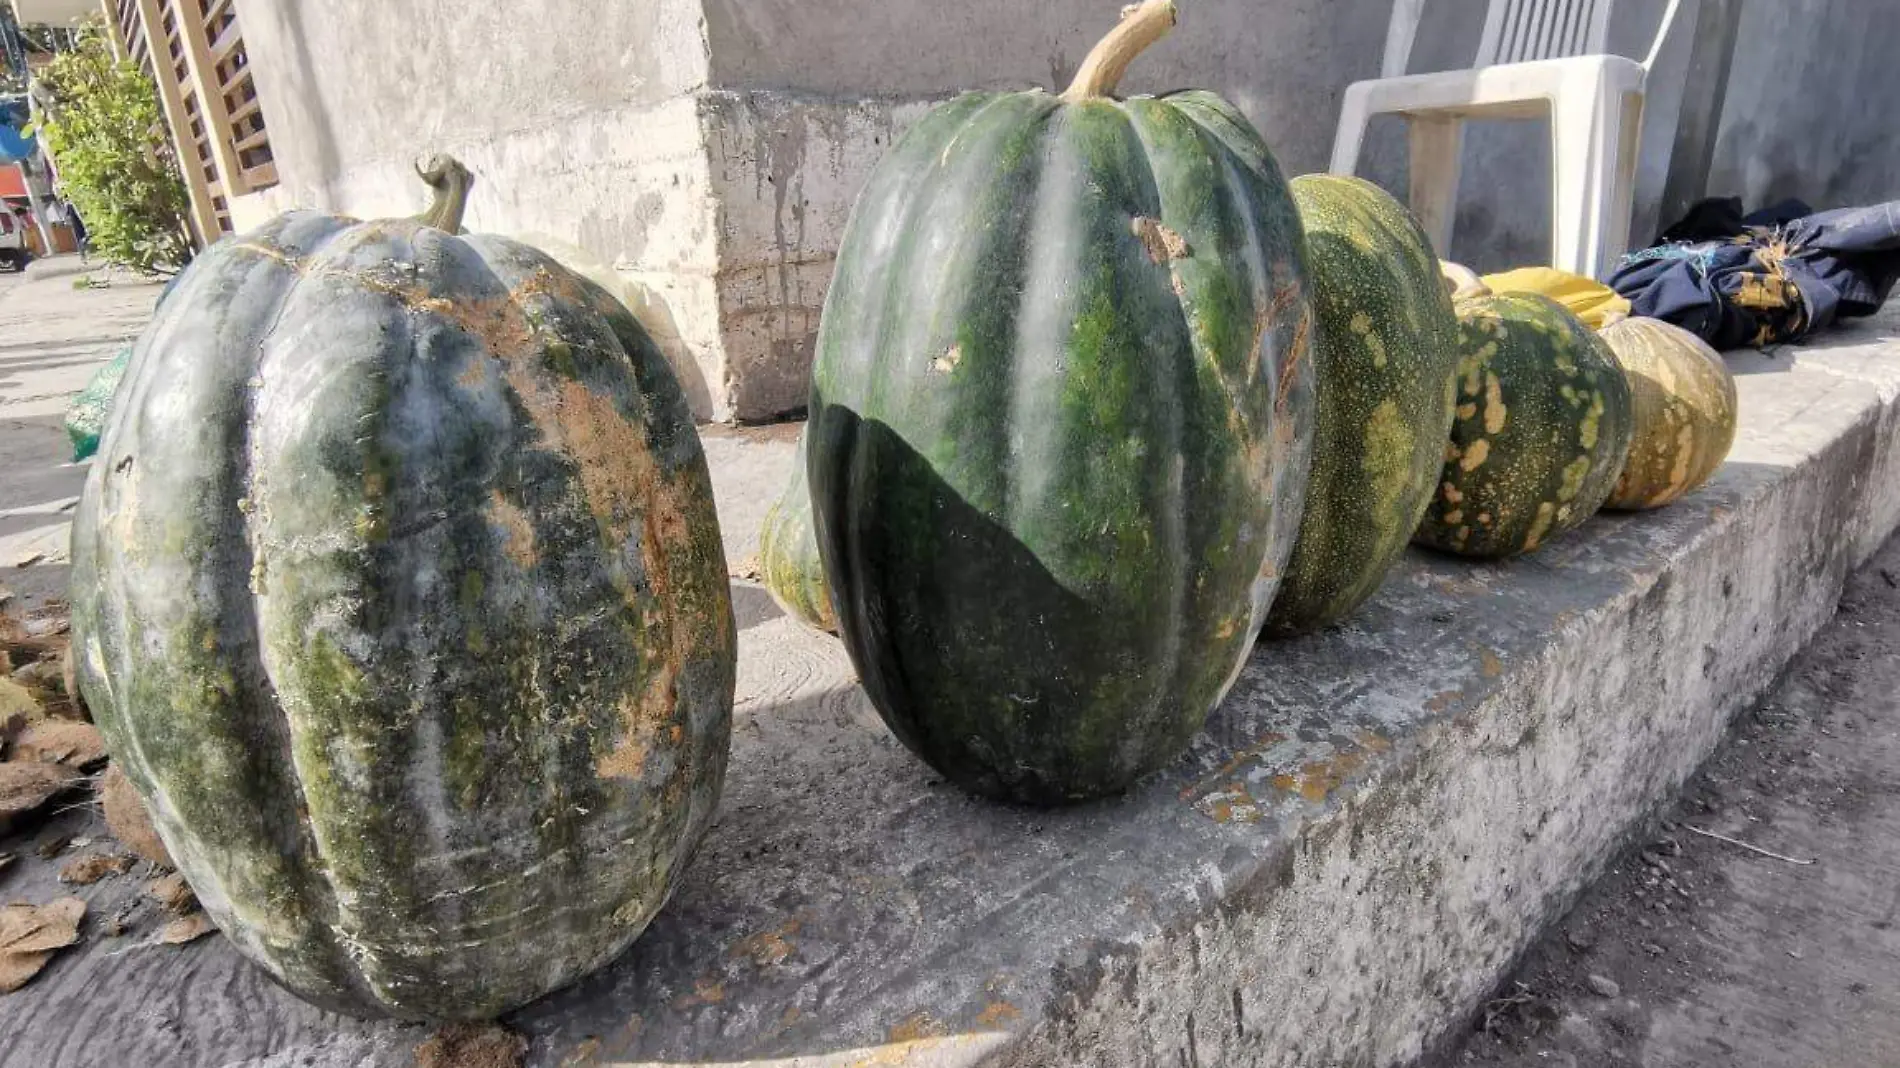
<box><xmin>1331</xmin><ymin>0</ymin><xmax>1683</xmax><ymax>279</ymax></box>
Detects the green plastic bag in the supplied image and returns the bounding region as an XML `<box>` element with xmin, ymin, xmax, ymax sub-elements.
<box><xmin>65</xmin><ymin>345</ymin><xmax>132</xmax><ymax>462</ymax></box>
<box><xmin>65</xmin><ymin>271</ymin><xmax>183</xmax><ymax>462</ymax></box>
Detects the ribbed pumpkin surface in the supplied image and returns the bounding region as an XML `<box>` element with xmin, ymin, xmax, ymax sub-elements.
<box><xmin>808</xmin><ymin>88</ymin><xmax>1315</xmax><ymax>803</ymax></box>
<box><xmin>1597</xmin><ymin>316</ymin><xmax>1737</xmax><ymax>510</ymax></box>
<box><xmin>69</xmin><ymin>212</ymin><xmax>735</xmax><ymax>1020</ymax></box>
<box><xmin>1415</xmin><ymin>292</ymin><xmax>1633</xmax><ymax>557</ymax></box>
<box><xmin>758</xmin><ymin>428</ymin><xmax>837</xmax><ymax>631</ymax></box>
<box><xmin>1264</xmin><ymin>175</ymin><xmax>1460</xmax><ymax>635</ymax></box>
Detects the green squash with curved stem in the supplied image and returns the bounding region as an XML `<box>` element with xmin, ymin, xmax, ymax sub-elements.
<box><xmin>807</xmin><ymin>1</ymin><xmax>1315</xmax><ymax>804</ymax></box>
<box><xmin>69</xmin><ymin>159</ymin><xmax>735</xmax><ymax>1020</ymax></box>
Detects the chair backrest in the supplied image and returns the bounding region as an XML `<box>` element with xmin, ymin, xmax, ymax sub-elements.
<box><xmin>1379</xmin><ymin>0</ymin><xmax>1682</xmax><ymax>78</ymax></box>
<box><xmin>1476</xmin><ymin>0</ymin><xmax>1616</xmax><ymax>65</ymax></box>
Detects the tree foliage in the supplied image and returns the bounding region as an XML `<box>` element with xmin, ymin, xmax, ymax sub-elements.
<box><xmin>29</xmin><ymin>24</ymin><xmax>193</xmax><ymax>274</ymax></box>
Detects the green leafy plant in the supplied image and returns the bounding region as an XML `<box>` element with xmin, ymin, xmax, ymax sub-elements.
<box><xmin>28</xmin><ymin>23</ymin><xmax>193</xmax><ymax>274</ymax></box>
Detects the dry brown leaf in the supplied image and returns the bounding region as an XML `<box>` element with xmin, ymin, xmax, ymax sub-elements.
<box><xmin>145</xmin><ymin>872</ymin><xmax>197</xmax><ymax>915</ymax></box>
<box><xmin>0</xmin><ymin>897</ymin><xmax>84</xmax><ymax>993</ymax></box>
<box><xmin>11</xmin><ymin>657</ymin><xmax>64</xmax><ymax>693</ymax></box>
<box><xmin>10</xmin><ymin>721</ymin><xmax>106</xmax><ymax>768</ymax></box>
<box><xmin>155</xmin><ymin>911</ymin><xmax>214</xmax><ymax>945</ymax></box>
<box><xmin>0</xmin><ymin>761</ymin><xmax>82</xmax><ymax>829</ymax></box>
<box><xmin>100</xmin><ymin>764</ymin><xmax>171</xmax><ymax>869</ymax></box>
<box><xmin>59</xmin><ymin>852</ymin><xmax>134</xmax><ymax>885</ymax></box>
<box><xmin>0</xmin><ymin>677</ymin><xmax>41</xmax><ymax>726</ymax></box>
<box><xmin>415</xmin><ymin>1022</ymin><xmax>528</xmax><ymax>1068</ymax></box>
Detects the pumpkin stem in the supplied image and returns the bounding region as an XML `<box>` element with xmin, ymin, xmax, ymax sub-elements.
<box><xmin>1061</xmin><ymin>0</ymin><xmax>1179</xmax><ymax>102</ymax></box>
<box><xmin>414</xmin><ymin>155</ymin><xmax>474</xmax><ymax>233</ymax></box>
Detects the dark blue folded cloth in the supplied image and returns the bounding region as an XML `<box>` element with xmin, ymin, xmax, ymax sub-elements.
<box><xmin>1608</xmin><ymin>197</ymin><xmax>1900</xmax><ymax>350</ymax></box>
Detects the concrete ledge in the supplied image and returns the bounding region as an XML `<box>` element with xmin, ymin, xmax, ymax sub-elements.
<box><xmin>5</xmin><ymin>306</ymin><xmax>1899</xmax><ymax>1067</ymax></box>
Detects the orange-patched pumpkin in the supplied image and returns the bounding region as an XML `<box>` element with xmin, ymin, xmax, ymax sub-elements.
<box><xmin>1595</xmin><ymin>315</ymin><xmax>1738</xmax><ymax>510</ymax></box>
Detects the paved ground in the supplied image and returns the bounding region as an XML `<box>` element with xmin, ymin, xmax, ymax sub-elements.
<box><xmin>0</xmin><ymin>263</ymin><xmax>169</xmax><ymax>608</ymax></box>
<box><xmin>1421</xmin><ymin>533</ymin><xmax>1900</xmax><ymax>1068</ymax></box>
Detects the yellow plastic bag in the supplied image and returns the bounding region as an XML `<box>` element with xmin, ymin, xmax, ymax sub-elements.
<box><xmin>1480</xmin><ymin>266</ymin><xmax>1631</xmax><ymax>329</ymax></box>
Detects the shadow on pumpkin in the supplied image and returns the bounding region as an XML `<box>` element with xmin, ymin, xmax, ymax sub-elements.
<box><xmin>806</xmin><ymin>402</ymin><xmax>1206</xmax><ymax>807</ymax></box>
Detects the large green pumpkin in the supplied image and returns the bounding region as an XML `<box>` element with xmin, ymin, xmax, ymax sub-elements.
<box><xmin>806</xmin><ymin>1</ymin><xmax>1315</xmax><ymax>804</ymax></box>
<box><xmin>758</xmin><ymin>428</ymin><xmax>838</xmax><ymax>632</ymax></box>
<box><xmin>1414</xmin><ymin>292</ymin><xmax>1633</xmax><ymax>557</ymax></box>
<box><xmin>69</xmin><ymin>160</ymin><xmax>736</xmax><ymax>1020</ymax></box>
<box><xmin>1263</xmin><ymin>175</ymin><xmax>1461</xmax><ymax>635</ymax></box>
<box><xmin>1595</xmin><ymin>315</ymin><xmax>1737</xmax><ymax>510</ymax></box>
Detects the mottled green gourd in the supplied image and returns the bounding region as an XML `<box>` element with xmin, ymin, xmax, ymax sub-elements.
<box><xmin>806</xmin><ymin>0</ymin><xmax>1316</xmax><ymax>804</ymax></box>
<box><xmin>1595</xmin><ymin>315</ymin><xmax>1737</xmax><ymax>510</ymax></box>
<box><xmin>1415</xmin><ymin>292</ymin><xmax>1634</xmax><ymax>557</ymax></box>
<box><xmin>1263</xmin><ymin>175</ymin><xmax>1461</xmax><ymax>635</ymax></box>
<box><xmin>68</xmin><ymin>158</ymin><xmax>736</xmax><ymax>1021</ymax></box>
<box><xmin>758</xmin><ymin>429</ymin><xmax>838</xmax><ymax>631</ymax></box>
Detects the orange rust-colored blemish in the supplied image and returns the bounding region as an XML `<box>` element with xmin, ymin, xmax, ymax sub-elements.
<box><xmin>731</xmin><ymin>918</ymin><xmax>802</xmax><ymax>968</ymax></box>
<box><xmin>456</xmin><ymin>352</ymin><xmax>492</xmax><ymax>389</ymax></box>
<box><xmin>888</xmin><ymin>1012</ymin><xmax>945</xmax><ymax>1045</ymax></box>
<box><xmin>1276</xmin><ymin>309</ymin><xmax>1313</xmax><ymax>416</ymax></box>
<box><xmin>975</xmin><ymin>1001</ymin><xmax>1022</xmax><ymax>1027</ymax></box>
<box><xmin>1266</xmin><ymin>278</ymin><xmax>1304</xmax><ymax>322</ymax></box>
<box><xmin>1355</xmin><ymin>728</ymin><xmax>1394</xmax><ymax>753</ymax></box>
<box><xmin>1273</xmin><ymin>750</ymin><xmax>1367</xmax><ymax>803</ymax></box>
<box><xmin>1182</xmin><ymin>731</ymin><xmax>1290</xmax><ymax>799</ymax></box>
<box><xmin>674</xmin><ymin>976</ymin><xmax>727</xmax><ymax>1008</ymax></box>
<box><xmin>1478</xmin><ymin>647</ymin><xmax>1504</xmax><ymax>678</ymax></box>
<box><xmin>561</xmin><ymin>1036</ymin><xmax>603</xmax><ymax>1065</ymax></box>
<box><xmin>1424</xmin><ymin>688</ymin><xmax>1463</xmax><ymax>714</ymax></box>
<box><xmin>1131</xmin><ymin>216</ymin><xmax>1190</xmax><ymax>263</ymax></box>
<box><xmin>1196</xmin><ymin>781</ymin><xmax>1263</xmax><ymax>824</ymax></box>
<box><xmin>595</xmin><ymin>687</ymin><xmax>669</xmax><ymax>781</ymax></box>
<box><xmin>487</xmin><ymin>489</ymin><xmax>538</xmax><ymax>568</ymax></box>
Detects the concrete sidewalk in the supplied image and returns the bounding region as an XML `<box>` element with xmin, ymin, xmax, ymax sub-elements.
<box><xmin>0</xmin><ymin>269</ymin><xmax>168</xmax><ymax>606</ymax></box>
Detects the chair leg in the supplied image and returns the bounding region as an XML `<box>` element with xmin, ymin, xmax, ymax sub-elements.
<box><xmin>1407</xmin><ymin>115</ymin><xmax>1464</xmax><ymax>259</ymax></box>
<box><xmin>1549</xmin><ymin>88</ymin><xmax>1614</xmax><ymax>278</ymax></box>
<box><xmin>1330</xmin><ymin>87</ymin><xmax>1374</xmax><ymax>176</ymax></box>
<box><xmin>1600</xmin><ymin>90</ymin><xmax>1645</xmax><ymax>271</ymax></box>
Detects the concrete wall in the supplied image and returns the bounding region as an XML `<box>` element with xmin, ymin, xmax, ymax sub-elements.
<box><xmin>1704</xmin><ymin>0</ymin><xmax>1900</xmax><ymax>213</ymax></box>
<box><xmin>697</xmin><ymin>0</ymin><xmax>1390</xmax><ymax>173</ymax></box>
<box><xmin>228</xmin><ymin>0</ymin><xmax>726</xmax><ymax>416</ymax></box>
<box><xmin>229</xmin><ymin>0</ymin><xmax>1896</xmax><ymax>421</ymax></box>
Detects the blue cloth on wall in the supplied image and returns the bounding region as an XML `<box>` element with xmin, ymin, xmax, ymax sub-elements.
<box><xmin>0</xmin><ymin>99</ymin><xmax>31</xmax><ymax>163</ymax></box>
<box><xmin>1608</xmin><ymin>197</ymin><xmax>1900</xmax><ymax>350</ymax></box>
